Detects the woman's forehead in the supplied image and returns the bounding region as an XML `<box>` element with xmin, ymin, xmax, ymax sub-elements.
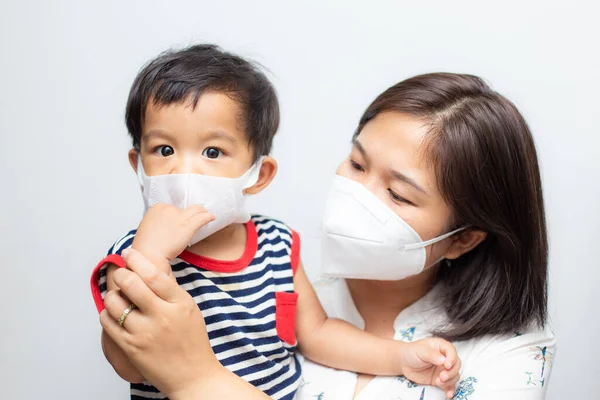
<box><xmin>356</xmin><ymin>113</ymin><xmax>435</xmax><ymax>177</ymax></box>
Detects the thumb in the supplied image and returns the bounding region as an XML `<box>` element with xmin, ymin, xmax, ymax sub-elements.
<box><xmin>183</xmin><ymin>206</ymin><xmax>215</xmax><ymax>234</ymax></box>
<box><xmin>416</xmin><ymin>342</ymin><xmax>446</xmax><ymax>366</ymax></box>
<box><xmin>122</xmin><ymin>248</ymin><xmax>186</xmax><ymax>303</ymax></box>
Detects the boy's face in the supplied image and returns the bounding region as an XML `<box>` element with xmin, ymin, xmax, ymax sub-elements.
<box><xmin>131</xmin><ymin>92</ymin><xmax>255</xmax><ymax>178</ymax></box>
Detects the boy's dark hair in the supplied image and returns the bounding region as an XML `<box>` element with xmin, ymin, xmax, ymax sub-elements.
<box><xmin>125</xmin><ymin>44</ymin><xmax>279</xmax><ymax>161</ymax></box>
<box><xmin>355</xmin><ymin>73</ymin><xmax>548</xmax><ymax>341</ymax></box>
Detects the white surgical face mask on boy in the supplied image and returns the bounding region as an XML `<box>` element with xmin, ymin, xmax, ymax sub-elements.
<box><xmin>321</xmin><ymin>175</ymin><xmax>465</xmax><ymax>281</ymax></box>
<box><xmin>136</xmin><ymin>156</ymin><xmax>264</xmax><ymax>245</ymax></box>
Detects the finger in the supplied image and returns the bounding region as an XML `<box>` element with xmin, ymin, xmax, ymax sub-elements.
<box><xmin>100</xmin><ymin>309</ymin><xmax>132</xmax><ymax>350</ymax></box>
<box><xmin>437</xmin><ymin>340</ymin><xmax>457</xmax><ymax>370</ymax></box>
<box><xmin>104</xmin><ymin>289</ymin><xmax>136</xmax><ymax>328</ymax></box>
<box><xmin>113</xmin><ymin>266</ymin><xmax>161</xmax><ymax>312</ymax></box>
<box><xmin>444</xmin><ymin>374</ymin><xmax>460</xmax><ymax>398</ymax></box>
<box><xmin>444</xmin><ymin>356</ymin><xmax>462</xmax><ymax>382</ymax></box>
<box><xmin>417</xmin><ymin>342</ymin><xmax>446</xmax><ymax>366</ymax></box>
<box><xmin>182</xmin><ymin>204</ymin><xmax>209</xmax><ymax>219</ymax></box>
<box><xmin>187</xmin><ymin>210</ymin><xmax>215</xmax><ymax>231</ymax></box>
<box><xmin>435</xmin><ymin>374</ymin><xmax>458</xmax><ymax>398</ymax></box>
<box><xmin>122</xmin><ymin>248</ymin><xmax>185</xmax><ymax>303</ymax></box>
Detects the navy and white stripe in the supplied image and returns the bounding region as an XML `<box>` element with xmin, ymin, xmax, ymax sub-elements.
<box><xmin>97</xmin><ymin>215</ymin><xmax>301</xmax><ymax>400</ymax></box>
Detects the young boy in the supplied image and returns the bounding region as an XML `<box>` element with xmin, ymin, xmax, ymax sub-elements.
<box><xmin>90</xmin><ymin>44</ymin><xmax>461</xmax><ymax>399</ymax></box>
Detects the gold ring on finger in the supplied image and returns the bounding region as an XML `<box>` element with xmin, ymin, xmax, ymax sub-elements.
<box><xmin>117</xmin><ymin>303</ymin><xmax>137</xmax><ymax>327</ymax></box>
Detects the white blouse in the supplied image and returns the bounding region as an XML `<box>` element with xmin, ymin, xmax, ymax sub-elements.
<box><xmin>297</xmin><ymin>278</ymin><xmax>555</xmax><ymax>400</ymax></box>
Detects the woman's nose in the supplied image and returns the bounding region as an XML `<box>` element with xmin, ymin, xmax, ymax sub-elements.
<box><xmin>362</xmin><ymin>177</ymin><xmax>380</xmax><ymax>196</ymax></box>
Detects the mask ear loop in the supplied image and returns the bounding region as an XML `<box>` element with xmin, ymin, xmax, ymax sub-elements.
<box><xmin>242</xmin><ymin>156</ymin><xmax>266</xmax><ymax>193</ymax></box>
<box><xmin>401</xmin><ymin>226</ymin><xmax>468</xmax><ymax>251</ymax></box>
<box><xmin>136</xmin><ymin>155</ymin><xmax>146</xmax><ymax>187</ymax></box>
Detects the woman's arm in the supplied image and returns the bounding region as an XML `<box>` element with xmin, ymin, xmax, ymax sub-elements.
<box><xmin>100</xmin><ymin>248</ymin><xmax>270</xmax><ymax>400</ymax></box>
<box><xmin>101</xmin><ymin>265</ymin><xmax>145</xmax><ymax>383</ymax></box>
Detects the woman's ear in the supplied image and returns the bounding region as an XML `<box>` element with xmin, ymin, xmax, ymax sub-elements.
<box><xmin>444</xmin><ymin>229</ymin><xmax>488</xmax><ymax>260</ymax></box>
<box><xmin>128</xmin><ymin>149</ymin><xmax>139</xmax><ymax>173</ymax></box>
<box><xmin>244</xmin><ymin>156</ymin><xmax>278</xmax><ymax>195</ymax></box>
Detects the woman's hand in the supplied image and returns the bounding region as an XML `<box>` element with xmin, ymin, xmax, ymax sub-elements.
<box><xmin>100</xmin><ymin>248</ymin><xmax>221</xmax><ymax>398</ymax></box>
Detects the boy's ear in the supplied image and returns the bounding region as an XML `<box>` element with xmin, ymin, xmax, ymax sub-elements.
<box><xmin>244</xmin><ymin>156</ymin><xmax>277</xmax><ymax>195</ymax></box>
<box><xmin>128</xmin><ymin>149</ymin><xmax>139</xmax><ymax>173</ymax></box>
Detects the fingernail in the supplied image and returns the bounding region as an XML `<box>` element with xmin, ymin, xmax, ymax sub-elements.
<box><xmin>122</xmin><ymin>249</ymin><xmax>130</xmax><ymax>258</ymax></box>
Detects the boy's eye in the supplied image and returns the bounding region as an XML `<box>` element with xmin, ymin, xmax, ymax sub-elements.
<box><xmin>202</xmin><ymin>147</ymin><xmax>223</xmax><ymax>159</ymax></box>
<box><xmin>155</xmin><ymin>145</ymin><xmax>174</xmax><ymax>157</ymax></box>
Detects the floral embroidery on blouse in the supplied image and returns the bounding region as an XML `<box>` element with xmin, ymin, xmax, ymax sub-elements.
<box><xmin>531</xmin><ymin>346</ymin><xmax>554</xmax><ymax>387</ymax></box>
<box><xmin>452</xmin><ymin>376</ymin><xmax>477</xmax><ymax>400</ymax></box>
<box><xmin>398</xmin><ymin>325</ymin><xmax>417</xmax><ymax>342</ymax></box>
<box><xmin>397</xmin><ymin>376</ymin><xmax>419</xmax><ymax>388</ymax></box>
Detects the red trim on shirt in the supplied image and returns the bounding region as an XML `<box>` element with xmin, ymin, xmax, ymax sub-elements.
<box><xmin>90</xmin><ymin>254</ymin><xmax>126</xmax><ymax>313</ymax></box>
<box><xmin>178</xmin><ymin>220</ymin><xmax>258</xmax><ymax>273</ymax></box>
<box><xmin>290</xmin><ymin>230</ymin><xmax>301</xmax><ymax>276</ymax></box>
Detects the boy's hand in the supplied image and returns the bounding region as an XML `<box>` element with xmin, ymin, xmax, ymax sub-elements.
<box><xmin>132</xmin><ymin>204</ymin><xmax>215</xmax><ymax>270</ymax></box>
<box><xmin>398</xmin><ymin>338</ymin><xmax>461</xmax><ymax>398</ymax></box>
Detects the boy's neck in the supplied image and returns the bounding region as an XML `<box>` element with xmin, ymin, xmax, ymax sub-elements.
<box><xmin>187</xmin><ymin>222</ymin><xmax>248</xmax><ymax>261</ymax></box>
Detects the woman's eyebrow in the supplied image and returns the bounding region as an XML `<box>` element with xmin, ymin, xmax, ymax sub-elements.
<box><xmin>355</xmin><ymin>139</ymin><xmax>427</xmax><ymax>194</ymax></box>
<box><xmin>389</xmin><ymin>169</ymin><xmax>427</xmax><ymax>194</ymax></box>
<box><xmin>353</xmin><ymin>140</ymin><xmax>370</xmax><ymax>162</ymax></box>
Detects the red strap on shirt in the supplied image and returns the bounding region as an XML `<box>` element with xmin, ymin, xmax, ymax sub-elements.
<box><xmin>291</xmin><ymin>230</ymin><xmax>300</xmax><ymax>276</ymax></box>
<box><xmin>90</xmin><ymin>254</ymin><xmax>126</xmax><ymax>313</ymax></box>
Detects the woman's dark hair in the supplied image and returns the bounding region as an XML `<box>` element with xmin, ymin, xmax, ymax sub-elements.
<box><xmin>125</xmin><ymin>44</ymin><xmax>279</xmax><ymax>162</ymax></box>
<box><xmin>354</xmin><ymin>73</ymin><xmax>548</xmax><ymax>341</ymax></box>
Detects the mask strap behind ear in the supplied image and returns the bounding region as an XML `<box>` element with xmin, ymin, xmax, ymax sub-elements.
<box><xmin>136</xmin><ymin>155</ymin><xmax>145</xmax><ymax>187</ymax></box>
<box><xmin>242</xmin><ymin>156</ymin><xmax>265</xmax><ymax>190</ymax></box>
<box><xmin>402</xmin><ymin>226</ymin><xmax>467</xmax><ymax>251</ymax></box>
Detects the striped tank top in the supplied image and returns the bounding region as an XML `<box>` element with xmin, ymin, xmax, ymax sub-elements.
<box><xmin>91</xmin><ymin>215</ymin><xmax>302</xmax><ymax>399</ymax></box>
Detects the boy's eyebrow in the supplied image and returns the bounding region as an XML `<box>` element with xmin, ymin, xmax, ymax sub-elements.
<box><xmin>354</xmin><ymin>139</ymin><xmax>427</xmax><ymax>194</ymax></box>
<box><xmin>203</xmin><ymin>130</ymin><xmax>238</xmax><ymax>144</ymax></box>
<box><xmin>143</xmin><ymin>130</ymin><xmax>172</xmax><ymax>142</ymax></box>
<box><xmin>142</xmin><ymin>130</ymin><xmax>238</xmax><ymax>144</ymax></box>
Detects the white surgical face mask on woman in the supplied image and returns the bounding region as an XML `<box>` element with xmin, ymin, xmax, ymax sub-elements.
<box><xmin>321</xmin><ymin>175</ymin><xmax>465</xmax><ymax>281</ymax></box>
<box><xmin>137</xmin><ymin>156</ymin><xmax>264</xmax><ymax>245</ymax></box>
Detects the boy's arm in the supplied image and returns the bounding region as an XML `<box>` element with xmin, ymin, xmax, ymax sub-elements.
<box><xmin>294</xmin><ymin>260</ymin><xmax>461</xmax><ymax>396</ymax></box>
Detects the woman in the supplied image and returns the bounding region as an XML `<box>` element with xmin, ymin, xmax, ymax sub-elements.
<box><xmin>101</xmin><ymin>73</ymin><xmax>555</xmax><ymax>399</ymax></box>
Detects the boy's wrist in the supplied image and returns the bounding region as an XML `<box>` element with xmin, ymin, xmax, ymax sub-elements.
<box><xmin>391</xmin><ymin>340</ymin><xmax>409</xmax><ymax>376</ymax></box>
<box><xmin>130</xmin><ymin>242</ymin><xmax>172</xmax><ymax>273</ymax></box>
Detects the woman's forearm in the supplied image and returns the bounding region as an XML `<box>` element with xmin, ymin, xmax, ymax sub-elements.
<box><xmin>169</xmin><ymin>365</ymin><xmax>270</xmax><ymax>400</ymax></box>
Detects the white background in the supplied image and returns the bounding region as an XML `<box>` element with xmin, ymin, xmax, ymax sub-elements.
<box><xmin>1</xmin><ymin>1</ymin><xmax>598</xmax><ymax>398</ymax></box>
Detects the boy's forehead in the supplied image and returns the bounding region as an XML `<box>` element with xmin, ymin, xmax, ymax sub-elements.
<box><xmin>142</xmin><ymin>92</ymin><xmax>249</xmax><ymax>143</ymax></box>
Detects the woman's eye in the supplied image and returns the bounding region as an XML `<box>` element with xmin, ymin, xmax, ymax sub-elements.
<box><xmin>388</xmin><ymin>189</ymin><xmax>414</xmax><ymax>206</ymax></box>
<box><xmin>202</xmin><ymin>147</ymin><xmax>223</xmax><ymax>159</ymax></box>
<box><xmin>350</xmin><ymin>160</ymin><xmax>364</xmax><ymax>171</ymax></box>
<box><xmin>155</xmin><ymin>145</ymin><xmax>174</xmax><ymax>157</ymax></box>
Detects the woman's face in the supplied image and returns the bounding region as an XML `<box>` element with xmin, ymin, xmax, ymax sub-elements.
<box><xmin>336</xmin><ymin>111</ymin><xmax>454</xmax><ymax>268</ymax></box>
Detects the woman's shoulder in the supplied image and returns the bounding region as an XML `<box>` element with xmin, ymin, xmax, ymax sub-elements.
<box><xmin>453</xmin><ymin>325</ymin><xmax>556</xmax><ymax>397</ymax></box>
<box><xmin>459</xmin><ymin>324</ymin><xmax>555</xmax><ymax>361</ymax></box>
